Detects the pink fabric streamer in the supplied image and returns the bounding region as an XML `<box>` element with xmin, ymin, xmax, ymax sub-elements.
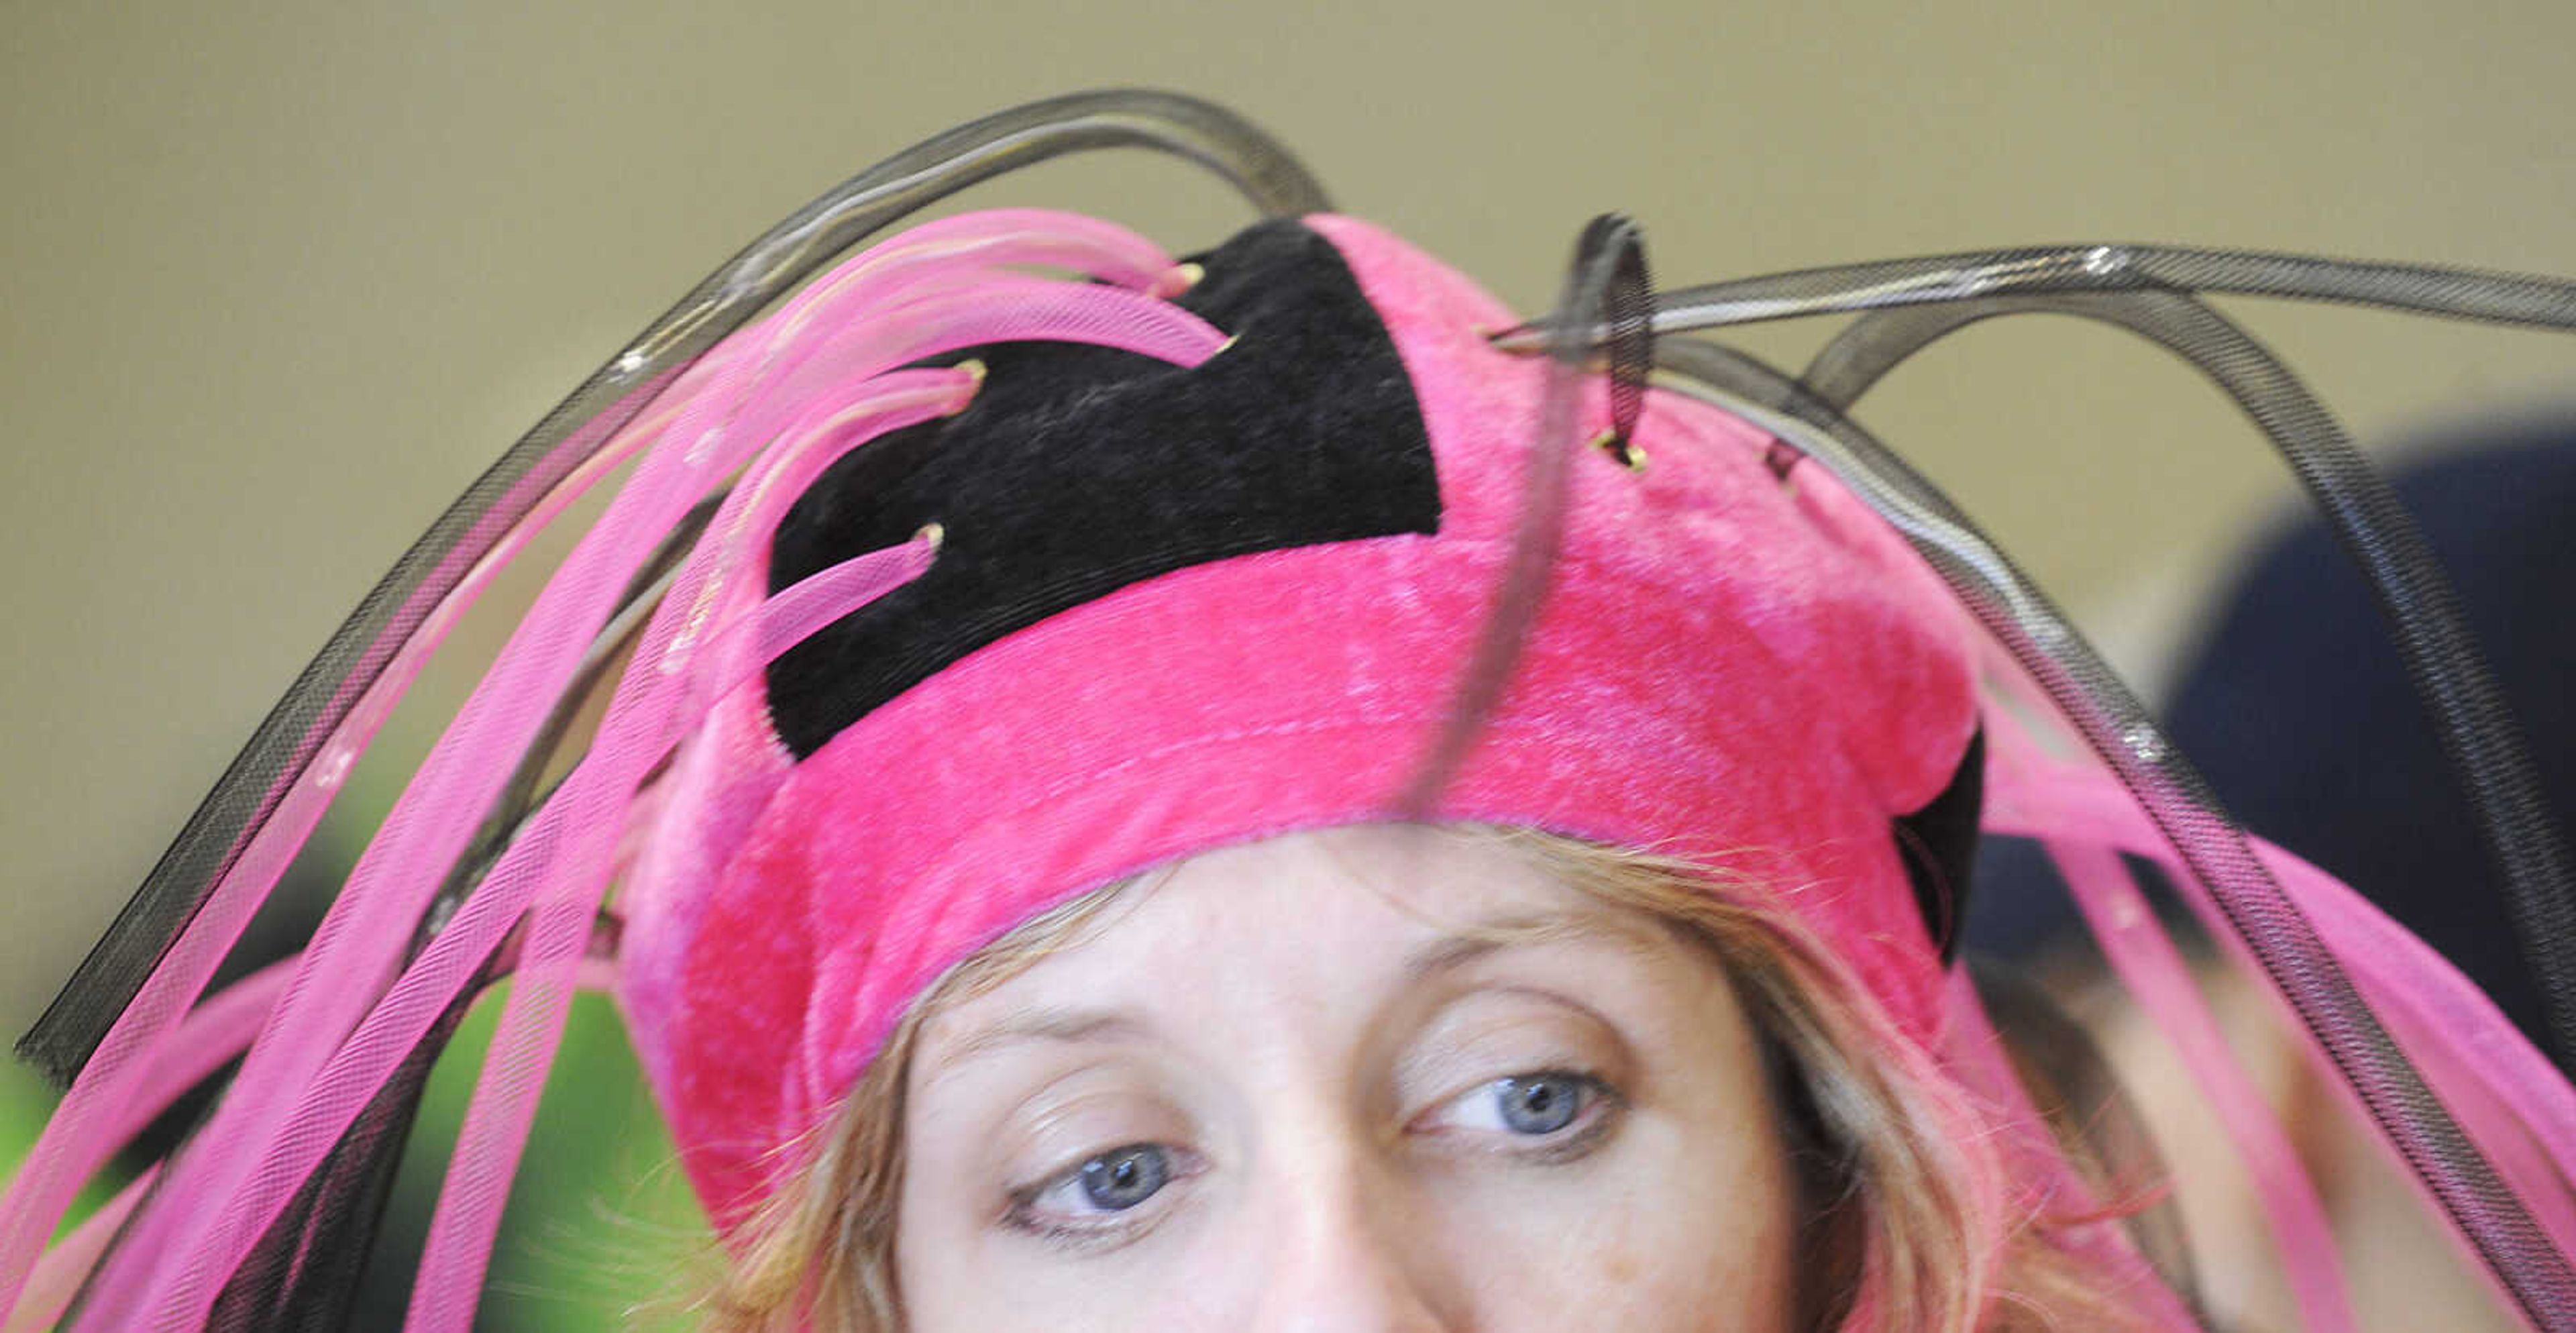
<box><xmin>404</xmin><ymin>528</ymin><xmax>953</xmax><ymax>1324</ymax></box>
<box><xmin>7</xmin><ymin>961</ymin><xmax>285</xmax><ymax>1332</ymax></box>
<box><xmin>1992</xmin><ymin>765</ymin><xmax>2576</xmax><ymax>1261</ymax></box>
<box><xmin>407</xmin><ymin>244</ymin><xmax>1214</xmax><ymax>1322</ymax></box>
<box><xmin>0</xmin><ymin>364</ymin><xmax>682</xmax><ymax>1321</ymax></box>
<box><xmin>13</xmin><ymin>953</ymin><xmax>629</xmax><ymax>1326</ymax></box>
<box><xmin>1979</xmin><ymin>665</ymin><xmax>2576</xmax><ymax>1321</ymax></box>
<box><xmin>150</xmin><ymin>340</ymin><xmax>1118</xmax><ymax>1320</ymax></box>
<box><xmin>1933</xmin><ymin>971</ymin><xmax>2206</xmax><ymax>1329</ymax></box>
<box><xmin>7</xmin><ymin>1165</ymin><xmax>156</xmax><ymax>1333</ymax></box>
<box><xmin>2292</xmin><ymin>865</ymin><xmax>2576</xmax><ymax>1232</ymax></box>
<box><xmin>20</xmin><ymin>233</ymin><xmax>741</xmax><ymax>1315</ymax></box>
<box><xmin>75</xmin><ymin>219</ymin><xmax>1222</xmax><ymax>1329</ymax></box>
<box><xmin>2039</xmin><ymin>835</ymin><xmax>2355</xmax><ymax>1331</ymax></box>
<box><xmin>79</xmin><ymin>401</ymin><xmax>749</xmax><ymax>1324</ymax></box>
<box><xmin>1978</xmin><ymin>655</ymin><xmax>2354</xmax><ymax>1327</ymax></box>
<box><xmin>1964</xmin><ymin>633</ymin><xmax>2576</xmax><ymax>1325</ymax></box>
<box><xmin>99</xmin><ymin>963</ymin><xmax>289</xmax><ymax>1189</ymax></box>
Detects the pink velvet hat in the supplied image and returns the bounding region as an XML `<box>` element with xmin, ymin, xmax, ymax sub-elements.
<box><xmin>612</xmin><ymin>211</ymin><xmax>1987</xmax><ymax>1226</ymax></box>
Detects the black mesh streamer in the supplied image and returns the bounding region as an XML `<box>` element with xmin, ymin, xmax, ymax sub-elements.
<box><xmin>1400</xmin><ymin>214</ymin><xmax>1648</xmax><ymax>811</ymax></box>
<box><xmin>51</xmin><ymin>939</ymin><xmax>506</xmax><ymax>1332</ymax></box>
<box><xmin>56</xmin><ymin>483</ymin><xmax>702</xmax><ymax>1322</ymax></box>
<box><xmin>1650</xmin><ymin>329</ymin><xmax>2576</xmax><ymax>1328</ymax></box>
<box><xmin>1600</xmin><ymin>219</ymin><xmax>1654</xmax><ymax>465</ymax></box>
<box><xmin>21</xmin><ymin>89</ymin><xmax>1333</xmax><ymax>1083</ymax></box>
<box><xmin>1629</xmin><ymin>243</ymin><xmax>2576</xmax><ymax>337</ymax></box>
<box><xmin>199</xmin><ymin>941</ymin><xmax>505</xmax><ymax>1333</ymax></box>
<box><xmin>1803</xmin><ymin>290</ymin><xmax>2576</xmax><ymax>1079</ymax></box>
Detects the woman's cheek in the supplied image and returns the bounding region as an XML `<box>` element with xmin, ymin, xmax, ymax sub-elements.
<box><xmin>1416</xmin><ymin>1115</ymin><xmax>1799</xmax><ymax>1331</ymax></box>
<box><xmin>908</xmin><ymin>1189</ymin><xmax>1226</xmax><ymax>1330</ymax></box>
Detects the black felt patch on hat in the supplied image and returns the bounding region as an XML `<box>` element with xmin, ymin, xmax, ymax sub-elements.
<box><xmin>765</xmin><ymin>216</ymin><xmax>1980</xmax><ymax>957</ymax></box>
<box><xmin>765</xmin><ymin>218</ymin><xmax>1442</xmax><ymax>757</ymax></box>
<box><xmin>1896</xmin><ymin>729</ymin><xmax>1986</xmax><ymax>962</ymax></box>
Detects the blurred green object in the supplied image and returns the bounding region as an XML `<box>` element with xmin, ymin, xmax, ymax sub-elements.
<box><xmin>0</xmin><ymin>1059</ymin><xmax>130</xmax><ymax>1247</ymax></box>
<box><xmin>1</xmin><ymin>992</ymin><xmax>714</xmax><ymax>1328</ymax></box>
<box><xmin>362</xmin><ymin>990</ymin><xmax>712</xmax><ymax>1328</ymax></box>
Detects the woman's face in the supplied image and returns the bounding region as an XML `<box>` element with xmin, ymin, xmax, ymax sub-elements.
<box><xmin>895</xmin><ymin>824</ymin><xmax>1802</xmax><ymax>1331</ymax></box>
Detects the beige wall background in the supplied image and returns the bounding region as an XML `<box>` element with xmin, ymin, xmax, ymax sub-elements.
<box><xmin>4</xmin><ymin>1</ymin><xmax>2572</xmax><ymax>1030</ymax></box>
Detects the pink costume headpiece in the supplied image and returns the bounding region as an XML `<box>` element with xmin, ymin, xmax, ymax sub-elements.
<box><xmin>11</xmin><ymin>90</ymin><xmax>2576</xmax><ymax>1332</ymax></box>
<box><xmin>615</xmin><ymin>211</ymin><xmax>1983</xmax><ymax>1227</ymax></box>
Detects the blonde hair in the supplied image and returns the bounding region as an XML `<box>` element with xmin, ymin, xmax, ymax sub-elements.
<box><xmin>700</xmin><ymin>828</ymin><xmax>2153</xmax><ymax>1331</ymax></box>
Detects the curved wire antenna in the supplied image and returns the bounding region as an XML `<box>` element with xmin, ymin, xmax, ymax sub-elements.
<box><xmin>1801</xmin><ymin>292</ymin><xmax>2576</xmax><ymax>1083</ymax></box>
<box><xmin>20</xmin><ymin>88</ymin><xmax>1330</xmax><ymax>1081</ymax></box>
<box><xmin>1652</xmin><ymin>330</ymin><xmax>2576</xmax><ymax>1330</ymax></box>
<box><xmin>1399</xmin><ymin>213</ymin><xmax>1648</xmax><ymax>812</ymax></box>
<box><xmin>1493</xmin><ymin>243</ymin><xmax>2576</xmax><ymax>348</ymax></box>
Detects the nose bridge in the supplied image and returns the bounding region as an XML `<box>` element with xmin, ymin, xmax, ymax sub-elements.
<box><xmin>1248</xmin><ymin>1118</ymin><xmax>1450</xmax><ymax>1333</ymax></box>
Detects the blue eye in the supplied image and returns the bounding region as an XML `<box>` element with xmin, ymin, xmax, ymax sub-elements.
<box><xmin>1493</xmin><ymin>1073</ymin><xmax>1585</xmax><ymax>1135</ymax></box>
<box><xmin>1004</xmin><ymin>1142</ymin><xmax>1196</xmax><ymax>1247</ymax></box>
<box><xmin>1424</xmin><ymin>1069</ymin><xmax>1610</xmax><ymax>1145</ymax></box>
<box><xmin>1075</xmin><ymin>1144</ymin><xmax>1171</xmax><ymax>1212</ymax></box>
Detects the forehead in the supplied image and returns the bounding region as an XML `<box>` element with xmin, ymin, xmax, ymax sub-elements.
<box><xmin>915</xmin><ymin>825</ymin><xmax>1675</xmax><ymax>1043</ymax></box>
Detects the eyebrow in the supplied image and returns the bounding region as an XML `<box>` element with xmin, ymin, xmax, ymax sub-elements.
<box><xmin>922</xmin><ymin>1007</ymin><xmax>1155</xmax><ymax>1089</ymax></box>
<box><xmin>922</xmin><ymin>909</ymin><xmax>1657</xmax><ymax>1087</ymax></box>
<box><xmin>1399</xmin><ymin>907</ymin><xmax>1660</xmax><ymax>981</ymax></box>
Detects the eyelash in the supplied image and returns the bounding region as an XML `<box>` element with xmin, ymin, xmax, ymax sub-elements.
<box><xmin>1001</xmin><ymin>1144</ymin><xmax>1201</xmax><ymax>1249</ymax></box>
<box><xmin>1415</xmin><ymin>1068</ymin><xmax>1625</xmax><ymax>1165</ymax></box>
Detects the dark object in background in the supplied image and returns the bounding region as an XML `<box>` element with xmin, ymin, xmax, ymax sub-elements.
<box><xmin>2163</xmin><ymin>419</ymin><xmax>2576</xmax><ymax>1050</ymax></box>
